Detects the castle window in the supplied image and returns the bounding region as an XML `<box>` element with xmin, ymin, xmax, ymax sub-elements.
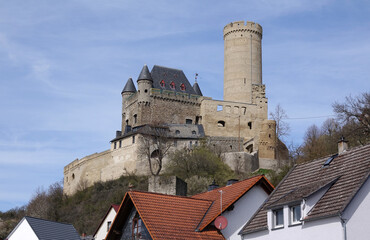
<box><xmin>217</xmin><ymin>105</ymin><xmax>223</xmax><ymax>111</ymax></box>
<box><xmin>170</xmin><ymin>81</ymin><xmax>175</xmax><ymax>89</ymax></box>
<box><xmin>192</xmin><ymin>130</ymin><xmax>196</xmax><ymax>135</ymax></box>
<box><xmin>246</xmin><ymin>144</ymin><xmax>253</xmax><ymax>153</ymax></box>
<box><xmin>119</xmin><ymin>140</ymin><xmax>122</xmax><ymax>148</ymax></box>
<box><xmin>195</xmin><ymin>116</ymin><xmax>202</xmax><ymax>124</ymax></box>
<box><xmin>114</xmin><ymin>142</ymin><xmax>117</xmax><ymax>149</ymax></box>
<box><xmin>269</xmin><ymin>134</ymin><xmax>271</xmax><ymax>138</ymax></box>
<box><xmin>218</xmin><ymin>121</ymin><xmax>225</xmax><ymax>127</ymax></box>
<box><xmin>180</xmin><ymin>83</ymin><xmax>186</xmax><ymax>91</ymax></box>
<box><xmin>134</xmin><ymin>114</ymin><xmax>137</xmax><ymax>124</ymax></box>
<box><xmin>248</xmin><ymin>121</ymin><xmax>252</xmax><ymax>129</ymax></box>
<box><xmin>160</xmin><ymin>80</ymin><xmax>165</xmax><ymax>88</ymax></box>
<box><xmin>132</xmin><ymin>136</ymin><xmax>135</xmax><ymax>144</ymax></box>
<box><xmin>144</xmin><ymin>89</ymin><xmax>148</xmax><ymax>93</ymax></box>
<box><xmin>186</xmin><ymin>119</ymin><xmax>192</xmax><ymax>124</ymax></box>
<box><xmin>175</xmin><ymin>130</ymin><xmax>180</xmax><ymax>135</ymax></box>
<box><xmin>174</xmin><ymin>140</ymin><xmax>177</xmax><ymax>147</ymax></box>
<box><xmin>72</xmin><ymin>173</ymin><xmax>75</xmax><ymax>180</ymax></box>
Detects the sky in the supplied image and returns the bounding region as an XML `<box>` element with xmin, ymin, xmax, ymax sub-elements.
<box><xmin>1</xmin><ymin>0</ymin><xmax>369</xmax><ymax>211</ymax></box>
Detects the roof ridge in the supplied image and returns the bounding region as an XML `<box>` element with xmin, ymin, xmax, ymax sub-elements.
<box><xmin>130</xmin><ymin>189</ymin><xmax>213</xmax><ymax>203</ymax></box>
<box><xmin>25</xmin><ymin>216</ymin><xmax>73</xmax><ymax>226</ymax></box>
<box><xmin>152</xmin><ymin>65</ymin><xmax>184</xmax><ymax>72</ymax></box>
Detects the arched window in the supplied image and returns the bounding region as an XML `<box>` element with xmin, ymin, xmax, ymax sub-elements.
<box><xmin>175</xmin><ymin>130</ymin><xmax>180</xmax><ymax>135</ymax></box>
<box><xmin>218</xmin><ymin>120</ymin><xmax>225</xmax><ymax>127</ymax></box>
<box><xmin>248</xmin><ymin>121</ymin><xmax>252</xmax><ymax>129</ymax></box>
<box><xmin>170</xmin><ymin>81</ymin><xmax>175</xmax><ymax>89</ymax></box>
<box><xmin>246</xmin><ymin>144</ymin><xmax>253</xmax><ymax>153</ymax></box>
<box><xmin>180</xmin><ymin>83</ymin><xmax>186</xmax><ymax>91</ymax></box>
<box><xmin>160</xmin><ymin>80</ymin><xmax>165</xmax><ymax>88</ymax></box>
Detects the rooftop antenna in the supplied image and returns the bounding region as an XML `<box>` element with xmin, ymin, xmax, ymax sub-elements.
<box><xmin>215</xmin><ymin>189</ymin><xmax>228</xmax><ymax>230</ymax></box>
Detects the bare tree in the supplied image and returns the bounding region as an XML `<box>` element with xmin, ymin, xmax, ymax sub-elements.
<box><xmin>333</xmin><ymin>92</ymin><xmax>370</xmax><ymax>143</ymax></box>
<box><xmin>270</xmin><ymin>104</ymin><xmax>290</xmax><ymax>166</ymax></box>
<box><xmin>138</xmin><ymin>125</ymin><xmax>173</xmax><ymax>176</ymax></box>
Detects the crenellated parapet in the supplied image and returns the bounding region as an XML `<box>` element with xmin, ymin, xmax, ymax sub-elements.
<box><xmin>223</xmin><ymin>21</ymin><xmax>263</xmax><ymax>39</ymax></box>
<box><xmin>150</xmin><ymin>88</ymin><xmax>202</xmax><ymax>105</ymax></box>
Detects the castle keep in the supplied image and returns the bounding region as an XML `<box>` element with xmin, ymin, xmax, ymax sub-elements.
<box><xmin>63</xmin><ymin>21</ymin><xmax>278</xmax><ymax>195</ymax></box>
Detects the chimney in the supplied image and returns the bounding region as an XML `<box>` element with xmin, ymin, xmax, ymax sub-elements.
<box><xmin>148</xmin><ymin>176</ymin><xmax>187</xmax><ymax>196</ymax></box>
<box><xmin>338</xmin><ymin>136</ymin><xmax>349</xmax><ymax>154</ymax></box>
<box><xmin>208</xmin><ymin>179</ymin><xmax>219</xmax><ymax>191</ymax></box>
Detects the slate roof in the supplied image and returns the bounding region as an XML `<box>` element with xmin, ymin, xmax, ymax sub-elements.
<box><xmin>240</xmin><ymin>144</ymin><xmax>370</xmax><ymax>235</ymax></box>
<box><xmin>121</xmin><ymin>78</ymin><xmax>136</xmax><ymax>93</ymax></box>
<box><xmin>9</xmin><ymin>216</ymin><xmax>80</xmax><ymax>240</ymax></box>
<box><xmin>106</xmin><ymin>175</ymin><xmax>273</xmax><ymax>240</ymax></box>
<box><xmin>193</xmin><ymin>82</ymin><xmax>203</xmax><ymax>96</ymax></box>
<box><xmin>137</xmin><ymin>64</ymin><xmax>153</xmax><ymax>82</ymax></box>
<box><xmin>151</xmin><ymin>65</ymin><xmax>198</xmax><ymax>95</ymax></box>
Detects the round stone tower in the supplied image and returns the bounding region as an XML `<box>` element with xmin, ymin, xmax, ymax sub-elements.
<box><xmin>223</xmin><ymin>21</ymin><xmax>263</xmax><ymax>103</ymax></box>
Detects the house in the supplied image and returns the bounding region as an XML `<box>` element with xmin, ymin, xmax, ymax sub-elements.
<box><xmin>6</xmin><ymin>216</ymin><xmax>80</xmax><ymax>240</ymax></box>
<box><xmin>93</xmin><ymin>204</ymin><xmax>120</xmax><ymax>240</ymax></box>
<box><xmin>240</xmin><ymin>140</ymin><xmax>370</xmax><ymax>240</ymax></box>
<box><xmin>105</xmin><ymin>175</ymin><xmax>274</xmax><ymax>240</ymax></box>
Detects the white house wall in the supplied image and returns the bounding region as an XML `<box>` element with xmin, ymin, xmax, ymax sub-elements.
<box><xmin>343</xmin><ymin>177</ymin><xmax>370</xmax><ymax>240</ymax></box>
<box><xmin>221</xmin><ymin>185</ymin><xmax>269</xmax><ymax>240</ymax></box>
<box><xmin>243</xmin><ymin>216</ymin><xmax>343</xmax><ymax>240</ymax></box>
<box><xmin>7</xmin><ymin>218</ymin><xmax>39</xmax><ymax>240</ymax></box>
<box><xmin>94</xmin><ymin>208</ymin><xmax>117</xmax><ymax>240</ymax></box>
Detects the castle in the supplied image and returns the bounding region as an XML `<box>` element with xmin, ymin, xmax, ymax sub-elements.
<box><xmin>63</xmin><ymin>21</ymin><xmax>280</xmax><ymax>195</ymax></box>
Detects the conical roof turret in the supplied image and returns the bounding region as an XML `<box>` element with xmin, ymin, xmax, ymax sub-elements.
<box><xmin>121</xmin><ymin>78</ymin><xmax>136</xmax><ymax>94</ymax></box>
<box><xmin>137</xmin><ymin>64</ymin><xmax>153</xmax><ymax>82</ymax></box>
<box><xmin>192</xmin><ymin>82</ymin><xmax>203</xmax><ymax>96</ymax></box>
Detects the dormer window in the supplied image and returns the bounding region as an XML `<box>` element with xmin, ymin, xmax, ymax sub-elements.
<box><xmin>290</xmin><ymin>205</ymin><xmax>301</xmax><ymax>225</ymax></box>
<box><xmin>170</xmin><ymin>81</ymin><xmax>175</xmax><ymax>89</ymax></box>
<box><xmin>160</xmin><ymin>80</ymin><xmax>165</xmax><ymax>88</ymax></box>
<box><xmin>273</xmin><ymin>208</ymin><xmax>284</xmax><ymax>229</ymax></box>
<box><xmin>180</xmin><ymin>83</ymin><xmax>186</xmax><ymax>91</ymax></box>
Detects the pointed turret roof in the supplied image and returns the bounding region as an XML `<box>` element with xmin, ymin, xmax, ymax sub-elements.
<box><xmin>192</xmin><ymin>82</ymin><xmax>203</xmax><ymax>96</ymax></box>
<box><xmin>137</xmin><ymin>64</ymin><xmax>153</xmax><ymax>82</ymax></box>
<box><xmin>121</xmin><ymin>78</ymin><xmax>136</xmax><ymax>93</ymax></box>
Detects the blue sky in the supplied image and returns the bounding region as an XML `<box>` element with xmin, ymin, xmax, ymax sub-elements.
<box><xmin>1</xmin><ymin>0</ymin><xmax>369</xmax><ymax>211</ymax></box>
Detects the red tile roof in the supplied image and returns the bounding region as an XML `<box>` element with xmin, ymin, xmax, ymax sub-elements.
<box><xmin>106</xmin><ymin>175</ymin><xmax>273</xmax><ymax>240</ymax></box>
<box><xmin>192</xmin><ymin>175</ymin><xmax>273</xmax><ymax>231</ymax></box>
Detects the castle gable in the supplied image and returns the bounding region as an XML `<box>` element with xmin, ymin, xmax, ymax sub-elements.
<box><xmin>151</xmin><ymin>65</ymin><xmax>197</xmax><ymax>95</ymax></box>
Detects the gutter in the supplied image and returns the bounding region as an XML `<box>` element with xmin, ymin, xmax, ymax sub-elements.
<box><xmin>339</xmin><ymin>214</ymin><xmax>347</xmax><ymax>240</ymax></box>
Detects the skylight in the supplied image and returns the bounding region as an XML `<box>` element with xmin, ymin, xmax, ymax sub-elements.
<box><xmin>323</xmin><ymin>154</ymin><xmax>338</xmax><ymax>167</ymax></box>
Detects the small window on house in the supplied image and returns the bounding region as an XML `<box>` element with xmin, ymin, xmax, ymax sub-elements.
<box><xmin>160</xmin><ymin>80</ymin><xmax>165</xmax><ymax>88</ymax></box>
<box><xmin>218</xmin><ymin>121</ymin><xmax>225</xmax><ymax>127</ymax></box>
<box><xmin>132</xmin><ymin>136</ymin><xmax>135</xmax><ymax>144</ymax></box>
<box><xmin>134</xmin><ymin>114</ymin><xmax>137</xmax><ymax>124</ymax></box>
<box><xmin>186</xmin><ymin>119</ymin><xmax>192</xmax><ymax>124</ymax></box>
<box><xmin>230</xmin><ymin>145</ymin><xmax>233</xmax><ymax>150</ymax></box>
<box><xmin>290</xmin><ymin>205</ymin><xmax>301</xmax><ymax>225</ymax></box>
<box><xmin>175</xmin><ymin>130</ymin><xmax>180</xmax><ymax>135</ymax></box>
<box><xmin>248</xmin><ymin>122</ymin><xmax>252</xmax><ymax>129</ymax></box>
<box><xmin>273</xmin><ymin>208</ymin><xmax>284</xmax><ymax>229</ymax></box>
<box><xmin>107</xmin><ymin>221</ymin><xmax>112</xmax><ymax>232</ymax></box>
<box><xmin>119</xmin><ymin>140</ymin><xmax>122</xmax><ymax>148</ymax></box>
<box><xmin>126</xmin><ymin>119</ymin><xmax>129</xmax><ymax>126</ymax></box>
<box><xmin>217</xmin><ymin>105</ymin><xmax>223</xmax><ymax>111</ymax></box>
<box><xmin>170</xmin><ymin>81</ymin><xmax>175</xmax><ymax>89</ymax></box>
<box><xmin>180</xmin><ymin>83</ymin><xmax>186</xmax><ymax>91</ymax></box>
